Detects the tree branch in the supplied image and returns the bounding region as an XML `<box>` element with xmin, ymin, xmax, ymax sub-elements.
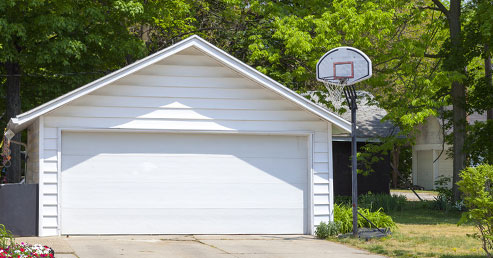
<box><xmin>424</xmin><ymin>53</ymin><xmax>445</xmax><ymax>58</ymax></box>
<box><xmin>417</xmin><ymin>6</ymin><xmax>442</xmax><ymax>12</ymax></box>
<box><xmin>431</xmin><ymin>0</ymin><xmax>449</xmax><ymax>17</ymax></box>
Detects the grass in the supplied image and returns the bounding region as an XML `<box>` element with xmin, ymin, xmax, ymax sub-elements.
<box><xmin>333</xmin><ymin>201</ymin><xmax>486</xmax><ymax>258</ymax></box>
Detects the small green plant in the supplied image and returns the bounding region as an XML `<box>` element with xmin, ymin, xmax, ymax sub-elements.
<box><xmin>334</xmin><ymin>204</ymin><xmax>396</xmax><ymax>234</ymax></box>
<box><xmin>0</xmin><ymin>224</ymin><xmax>14</xmax><ymax>249</ymax></box>
<box><xmin>315</xmin><ymin>221</ymin><xmax>341</xmax><ymax>239</ymax></box>
<box><xmin>432</xmin><ymin>175</ymin><xmax>466</xmax><ymax>211</ymax></box>
<box><xmin>457</xmin><ymin>164</ymin><xmax>493</xmax><ymax>258</ymax></box>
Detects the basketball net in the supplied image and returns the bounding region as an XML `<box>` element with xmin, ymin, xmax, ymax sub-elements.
<box><xmin>322</xmin><ymin>78</ymin><xmax>348</xmax><ymax>110</ymax></box>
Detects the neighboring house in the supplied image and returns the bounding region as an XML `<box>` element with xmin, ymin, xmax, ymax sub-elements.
<box><xmin>7</xmin><ymin>36</ymin><xmax>351</xmax><ymax>236</ymax></box>
<box><xmin>309</xmin><ymin>92</ymin><xmax>394</xmax><ymax>195</ymax></box>
<box><xmin>412</xmin><ymin>112</ymin><xmax>486</xmax><ymax>190</ymax></box>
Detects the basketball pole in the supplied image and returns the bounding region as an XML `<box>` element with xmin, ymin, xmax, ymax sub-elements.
<box><xmin>343</xmin><ymin>85</ymin><xmax>358</xmax><ymax>237</ymax></box>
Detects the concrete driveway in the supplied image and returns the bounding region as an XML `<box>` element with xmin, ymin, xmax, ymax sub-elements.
<box><xmin>18</xmin><ymin>235</ymin><xmax>385</xmax><ymax>258</ymax></box>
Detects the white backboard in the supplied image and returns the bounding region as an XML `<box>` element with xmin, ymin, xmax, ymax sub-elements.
<box><xmin>316</xmin><ymin>47</ymin><xmax>372</xmax><ymax>85</ymax></box>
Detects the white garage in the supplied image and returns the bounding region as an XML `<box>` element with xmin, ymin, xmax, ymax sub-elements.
<box><xmin>8</xmin><ymin>35</ymin><xmax>351</xmax><ymax>236</ymax></box>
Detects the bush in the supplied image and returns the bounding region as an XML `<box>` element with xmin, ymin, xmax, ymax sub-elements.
<box><xmin>334</xmin><ymin>195</ymin><xmax>352</xmax><ymax>205</ymax></box>
<box><xmin>457</xmin><ymin>164</ymin><xmax>493</xmax><ymax>258</ymax></box>
<box><xmin>359</xmin><ymin>193</ymin><xmax>406</xmax><ymax>212</ymax></box>
<box><xmin>315</xmin><ymin>221</ymin><xmax>341</xmax><ymax>239</ymax></box>
<box><xmin>334</xmin><ymin>204</ymin><xmax>396</xmax><ymax>234</ymax></box>
<box><xmin>430</xmin><ymin>176</ymin><xmax>466</xmax><ymax>211</ymax></box>
<box><xmin>335</xmin><ymin>193</ymin><xmax>406</xmax><ymax>212</ymax></box>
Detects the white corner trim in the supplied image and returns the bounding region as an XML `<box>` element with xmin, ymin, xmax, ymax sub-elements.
<box><xmin>8</xmin><ymin>35</ymin><xmax>350</xmax><ymax>134</ymax></box>
<box><xmin>38</xmin><ymin>117</ymin><xmax>44</xmax><ymax>236</ymax></box>
<box><xmin>307</xmin><ymin>133</ymin><xmax>314</xmax><ymax>235</ymax></box>
<box><xmin>56</xmin><ymin>128</ymin><xmax>62</xmax><ymax>236</ymax></box>
<box><xmin>327</xmin><ymin>123</ymin><xmax>334</xmax><ymax>222</ymax></box>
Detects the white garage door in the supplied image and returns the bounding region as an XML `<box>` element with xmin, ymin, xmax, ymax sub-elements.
<box><xmin>60</xmin><ymin>131</ymin><xmax>309</xmax><ymax>234</ymax></box>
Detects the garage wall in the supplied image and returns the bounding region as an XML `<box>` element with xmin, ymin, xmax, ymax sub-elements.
<box><xmin>38</xmin><ymin>47</ymin><xmax>333</xmax><ymax>236</ymax></box>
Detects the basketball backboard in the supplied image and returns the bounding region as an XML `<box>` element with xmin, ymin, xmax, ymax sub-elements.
<box><xmin>316</xmin><ymin>47</ymin><xmax>372</xmax><ymax>85</ymax></box>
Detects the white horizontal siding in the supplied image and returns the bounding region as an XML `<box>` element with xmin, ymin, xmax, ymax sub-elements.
<box><xmin>43</xmin><ymin>194</ymin><xmax>58</xmax><ymax>205</ymax></box>
<box><xmin>313</xmin><ymin>173</ymin><xmax>329</xmax><ymax>184</ymax></box>
<box><xmin>136</xmin><ymin>64</ymin><xmax>241</xmax><ymax>77</ymax></box>
<box><xmin>44</xmin><ymin>117</ymin><xmax>327</xmax><ymax>131</ymax></box>
<box><xmin>43</xmin><ymin>205</ymin><xmax>58</xmax><ymax>216</ymax></box>
<box><xmin>114</xmin><ymin>74</ymin><xmax>258</xmax><ymax>89</ymax></box>
<box><xmin>156</xmin><ymin>54</ymin><xmax>223</xmax><ymax>66</ymax></box>
<box><xmin>314</xmin><ymin>194</ymin><xmax>330</xmax><ymax>205</ymax></box>
<box><xmin>49</xmin><ymin>106</ymin><xmax>320</xmax><ymax>121</ymax></box>
<box><xmin>314</xmin><ymin>215</ymin><xmax>330</xmax><ymax>225</ymax></box>
<box><xmin>115</xmin><ymin>75</ymin><xmax>256</xmax><ymax>88</ymax></box>
<box><xmin>96</xmin><ymin>85</ymin><xmax>279</xmax><ymax>99</ymax></box>
<box><xmin>71</xmin><ymin>95</ymin><xmax>300</xmax><ymax>110</ymax></box>
<box><xmin>38</xmin><ymin>50</ymin><xmax>334</xmax><ymax>236</ymax></box>
<box><xmin>312</xmin><ymin>128</ymin><xmax>330</xmax><ymax>225</ymax></box>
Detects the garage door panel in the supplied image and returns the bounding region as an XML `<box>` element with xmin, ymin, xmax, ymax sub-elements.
<box><xmin>61</xmin><ymin>182</ymin><xmax>306</xmax><ymax>209</ymax></box>
<box><xmin>62</xmin><ymin>155</ymin><xmax>308</xmax><ymax>184</ymax></box>
<box><xmin>62</xmin><ymin>132</ymin><xmax>307</xmax><ymax>159</ymax></box>
<box><xmin>61</xmin><ymin>132</ymin><xmax>309</xmax><ymax>234</ymax></box>
<box><xmin>62</xmin><ymin>208</ymin><xmax>306</xmax><ymax>234</ymax></box>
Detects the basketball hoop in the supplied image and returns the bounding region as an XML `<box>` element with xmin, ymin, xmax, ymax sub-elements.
<box><xmin>316</xmin><ymin>46</ymin><xmax>372</xmax><ymax>238</ymax></box>
<box><xmin>316</xmin><ymin>46</ymin><xmax>372</xmax><ymax>108</ymax></box>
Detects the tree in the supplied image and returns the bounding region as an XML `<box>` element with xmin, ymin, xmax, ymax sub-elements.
<box><xmin>428</xmin><ymin>0</ymin><xmax>468</xmax><ymax>201</ymax></box>
<box><xmin>0</xmin><ymin>0</ymin><xmax>147</xmax><ymax>182</ymax></box>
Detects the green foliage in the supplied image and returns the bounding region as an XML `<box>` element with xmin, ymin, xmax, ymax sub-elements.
<box><xmin>457</xmin><ymin>164</ymin><xmax>493</xmax><ymax>257</ymax></box>
<box><xmin>335</xmin><ymin>193</ymin><xmax>406</xmax><ymax>212</ymax></box>
<box><xmin>334</xmin><ymin>204</ymin><xmax>396</xmax><ymax>234</ymax></box>
<box><xmin>315</xmin><ymin>221</ymin><xmax>341</xmax><ymax>239</ymax></box>
<box><xmin>465</xmin><ymin>121</ymin><xmax>493</xmax><ymax>165</ymax></box>
<box><xmin>430</xmin><ymin>176</ymin><xmax>466</xmax><ymax>211</ymax></box>
<box><xmin>0</xmin><ymin>224</ymin><xmax>14</xmax><ymax>250</ymax></box>
<box><xmin>359</xmin><ymin>193</ymin><xmax>407</xmax><ymax>212</ymax></box>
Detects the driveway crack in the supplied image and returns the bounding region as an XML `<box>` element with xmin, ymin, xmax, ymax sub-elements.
<box><xmin>192</xmin><ymin>236</ymin><xmax>239</xmax><ymax>258</ymax></box>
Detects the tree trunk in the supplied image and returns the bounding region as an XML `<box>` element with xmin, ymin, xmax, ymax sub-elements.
<box><xmin>390</xmin><ymin>145</ymin><xmax>400</xmax><ymax>189</ymax></box>
<box><xmin>5</xmin><ymin>62</ymin><xmax>22</xmax><ymax>183</ymax></box>
<box><xmin>448</xmin><ymin>0</ymin><xmax>466</xmax><ymax>202</ymax></box>
<box><xmin>485</xmin><ymin>44</ymin><xmax>493</xmax><ymax>120</ymax></box>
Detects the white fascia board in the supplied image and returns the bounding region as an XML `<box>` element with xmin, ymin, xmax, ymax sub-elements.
<box><xmin>8</xmin><ymin>35</ymin><xmax>351</xmax><ymax>133</ymax></box>
<box><xmin>189</xmin><ymin>39</ymin><xmax>351</xmax><ymax>133</ymax></box>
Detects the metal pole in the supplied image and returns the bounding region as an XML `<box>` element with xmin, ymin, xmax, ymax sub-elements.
<box><xmin>351</xmin><ymin>100</ymin><xmax>358</xmax><ymax>237</ymax></box>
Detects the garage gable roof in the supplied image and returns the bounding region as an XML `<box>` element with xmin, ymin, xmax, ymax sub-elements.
<box><xmin>8</xmin><ymin>35</ymin><xmax>351</xmax><ymax>133</ymax></box>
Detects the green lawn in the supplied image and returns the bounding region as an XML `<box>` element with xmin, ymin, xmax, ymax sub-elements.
<box><xmin>333</xmin><ymin>201</ymin><xmax>486</xmax><ymax>258</ymax></box>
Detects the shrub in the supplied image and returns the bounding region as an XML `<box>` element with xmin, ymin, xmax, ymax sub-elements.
<box><xmin>457</xmin><ymin>164</ymin><xmax>493</xmax><ymax>257</ymax></box>
<box><xmin>359</xmin><ymin>193</ymin><xmax>407</xmax><ymax>212</ymax></box>
<box><xmin>335</xmin><ymin>193</ymin><xmax>406</xmax><ymax>212</ymax></box>
<box><xmin>334</xmin><ymin>195</ymin><xmax>352</xmax><ymax>206</ymax></box>
<box><xmin>430</xmin><ymin>176</ymin><xmax>466</xmax><ymax>211</ymax></box>
<box><xmin>334</xmin><ymin>204</ymin><xmax>396</xmax><ymax>234</ymax></box>
<box><xmin>315</xmin><ymin>221</ymin><xmax>341</xmax><ymax>239</ymax></box>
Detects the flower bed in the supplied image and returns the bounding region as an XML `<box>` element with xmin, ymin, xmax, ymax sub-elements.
<box><xmin>0</xmin><ymin>242</ymin><xmax>54</xmax><ymax>258</ymax></box>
